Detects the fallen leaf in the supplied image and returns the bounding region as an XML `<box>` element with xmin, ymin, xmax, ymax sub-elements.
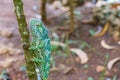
<box><xmin>51</xmin><ymin>41</ymin><xmax>89</xmax><ymax>64</ymax></box>
<box><xmin>94</xmin><ymin>22</ymin><xmax>109</xmax><ymax>38</ymax></box>
<box><xmin>51</xmin><ymin>41</ymin><xmax>67</xmax><ymax>47</ymax></box>
<box><xmin>63</xmin><ymin>67</ymin><xmax>74</xmax><ymax>74</ymax></box>
<box><xmin>70</xmin><ymin>48</ymin><xmax>88</xmax><ymax>64</ymax></box>
<box><xmin>107</xmin><ymin>57</ymin><xmax>120</xmax><ymax>70</ymax></box>
<box><xmin>101</xmin><ymin>40</ymin><xmax>116</xmax><ymax>49</ymax></box>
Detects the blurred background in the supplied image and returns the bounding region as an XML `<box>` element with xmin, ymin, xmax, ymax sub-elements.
<box><xmin>0</xmin><ymin>0</ymin><xmax>120</xmax><ymax>80</ymax></box>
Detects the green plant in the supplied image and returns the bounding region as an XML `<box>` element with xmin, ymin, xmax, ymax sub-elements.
<box><xmin>88</xmin><ymin>77</ymin><xmax>94</xmax><ymax>80</ymax></box>
<box><xmin>79</xmin><ymin>40</ymin><xmax>93</xmax><ymax>50</ymax></box>
<box><xmin>100</xmin><ymin>53</ymin><xmax>109</xmax><ymax>80</ymax></box>
<box><xmin>113</xmin><ymin>75</ymin><xmax>117</xmax><ymax>80</ymax></box>
<box><xmin>0</xmin><ymin>70</ymin><xmax>10</xmax><ymax>80</ymax></box>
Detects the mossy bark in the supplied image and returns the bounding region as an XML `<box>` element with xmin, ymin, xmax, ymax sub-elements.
<box><xmin>13</xmin><ymin>0</ymin><xmax>37</xmax><ymax>80</ymax></box>
<box><xmin>41</xmin><ymin>0</ymin><xmax>47</xmax><ymax>23</ymax></box>
<box><xmin>69</xmin><ymin>0</ymin><xmax>75</xmax><ymax>34</ymax></box>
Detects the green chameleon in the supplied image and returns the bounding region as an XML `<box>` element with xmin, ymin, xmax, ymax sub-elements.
<box><xmin>29</xmin><ymin>18</ymin><xmax>51</xmax><ymax>80</ymax></box>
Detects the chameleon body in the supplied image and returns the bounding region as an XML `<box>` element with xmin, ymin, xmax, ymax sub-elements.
<box><xmin>29</xmin><ymin>18</ymin><xmax>51</xmax><ymax>80</ymax></box>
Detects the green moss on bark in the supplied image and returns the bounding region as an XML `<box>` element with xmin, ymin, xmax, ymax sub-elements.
<box><xmin>13</xmin><ymin>0</ymin><xmax>37</xmax><ymax>80</ymax></box>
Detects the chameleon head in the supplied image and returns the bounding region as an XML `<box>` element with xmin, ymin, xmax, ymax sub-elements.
<box><xmin>29</xmin><ymin>18</ymin><xmax>48</xmax><ymax>39</ymax></box>
<box><xmin>30</xmin><ymin>18</ymin><xmax>43</xmax><ymax>27</ymax></box>
<box><xmin>29</xmin><ymin>18</ymin><xmax>44</xmax><ymax>36</ymax></box>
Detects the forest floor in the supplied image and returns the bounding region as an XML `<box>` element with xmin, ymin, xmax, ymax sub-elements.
<box><xmin>0</xmin><ymin>0</ymin><xmax>120</xmax><ymax>80</ymax></box>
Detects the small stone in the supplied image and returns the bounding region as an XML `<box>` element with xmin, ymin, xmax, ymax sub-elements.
<box><xmin>0</xmin><ymin>47</ymin><xmax>10</xmax><ymax>55</ymax></box>
<box><xmin>96</xmin><ymin>65</ymin><xmax>105</xmax><ymax>72</ymax></box>
<box><xmin>105</xmin><ymin>71</ymin><xmax>110</xmax><ymax>76</ymax></box>
<box><xmin>0</xmin><ymin>30</ymin><xmax>13</xmax><ymax>38</ymax></box>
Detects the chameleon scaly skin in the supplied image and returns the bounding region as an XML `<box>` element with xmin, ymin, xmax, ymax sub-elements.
<box><xmin>29</xmin><ymin>18</ymin><xmax>51</xmax><ymax>80</ymax></box>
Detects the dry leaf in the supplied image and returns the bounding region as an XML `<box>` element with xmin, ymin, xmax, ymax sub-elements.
<box><xmin>63</xmin><ymin>67</ymin><xmax>74</xmax><ymax>74</ymax></box>
<box><xmin>70</xmin><ymin>48</ymin><xmax>88</xmax><ymax>64</ymax></box>
<box><xmin>94</xmin><ymin>22</ymin><xmax>109</xmax><ymax>38</ymax></box>
<box><xmin>101</xmin><ymin>40</ymin><xmax>116</xmax><ymax>49</ymax></box>
<box><xmin>107</xmin><ymin>57</ymin><xmax>120</xmax><ymax>70</ymax></box>
<box><xmin>51</xmin><ymin>41</ymin><xmax>89</xmax><ymax>64</ymax></box>
<box><xmin>51</xmin><ymin>41</ymin><xmax>67</xmax><ymax>47</ymax></box>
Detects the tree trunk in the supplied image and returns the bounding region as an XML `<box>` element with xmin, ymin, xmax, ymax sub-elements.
<box><xmin>13</xmin><ymin>0</ymin><xmax>37</xmax><ymax>80</ymax></box>
<box><xmin>41</xmin><ymin>0</ymin><xmax>47</xmax><ymax>23</ymax></box>
<box><xmin>69</xmin><ymin>0</ymin><xmax>75</xmax><ymax>34</ymax></box>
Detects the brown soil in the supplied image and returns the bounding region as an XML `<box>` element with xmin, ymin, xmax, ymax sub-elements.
<box><xmin>0</xmin><ymin>0</ymin><xmax>120</xmax><ymax>80</ymax></box>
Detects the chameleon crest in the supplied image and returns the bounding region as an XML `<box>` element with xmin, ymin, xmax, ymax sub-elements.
<box><xmin>29</xmin><ymin>18</ymin><xmax>51</xmax><ymax>80</ymax></box>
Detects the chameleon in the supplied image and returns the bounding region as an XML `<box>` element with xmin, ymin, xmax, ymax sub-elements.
<box><xmin>29</xmin><ymin>18</ymin><xmax>51</xmax><ymax>80</ymax></box>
